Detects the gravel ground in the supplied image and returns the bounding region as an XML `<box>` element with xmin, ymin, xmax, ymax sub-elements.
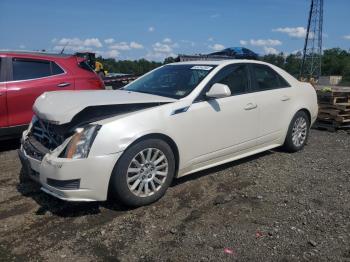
<box><xmin>0</xmin><ymin>129</ymin><xmax>349</xmax><ymax>262</ymax></box>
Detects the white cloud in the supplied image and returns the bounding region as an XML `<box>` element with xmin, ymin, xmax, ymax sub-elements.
<box><xmin>53</xmin><ymin>37</ymin><xmax>103</xmax><ymax>51</ymax></box>
<box><xmin>53</xmin><ymin>45</ymin><xmax>91</xmax><ymax>52</ymax></box>
<box><xmin>343</xmin><ymin>35</ymin><xmax>350</xmax><ymax>40</ymax></box>
<box><xmin>153</xmin><ymin>42</ymin><xmax>173</xmax><ymax>53</ymax></box>
<box><xmin>19</xmin><ymin>44</ymin><xmax>26</xmax><ymax>49</ymax></box>
<box><xmin>109</xmin><ymin>41</ymin><xmax>143</xmax><ymax>50</ymax></box>
<box><xmin>273</xmin><ymin>27</ymin><xmax>307</xmax><ymax>38</ymax></box>
<box><xmin>129</xmin><ymin>41</ymin><xmax>143</xmax><ymax>49</ymax></box>
<box><xmin>249</xmin><ymin>39</ymin><xmax>282</xmax><ymax>46</ymax></box>
<box><xmin>240</xmin><ymin>40</ymin><xmax>248</xmax><ymax>46</ymax></box>
<box><xmin>264</xmin><ymin>46</ymin><xmax>279</xmax><ymax>55</ymax></box>
<box><xmin>83</xmin><ymin>38</ymin><xmax>102</xmax><ymax>48</ymax></box>
<box><xmin>209</xmin><ymin>43</ymin><xmax>225</xmax><ymax>51</ymax></box>
<box><xmin>96</xmin><ymin>49</ymin><xmax>120</xmax><ymax>59</ymax></box>
<box><xmin>163</xmin><ymin>38</ymin><xmax>172</xmax><ymax>43</ymax></box>
<box><xmin>146</xmin><ymin>41</ymin><xmax>178</xmax><ymax>61</ymax></box>
<box><xmin>57</xmin><ymin>37</ymin><xmax>82</xmax><ymax>46</ymax></box>
<box><xmin>146</xmin><ymin>52</ymin><xmax>176</xmax><ymax>61</ymax></box>
<box><xmin>103</xmin><ymin>49</ymin><xmax>120</xmax><ymax>58</ymax></box>
<box><xmin>208</xmin><ymin>37</ymin><xmax>214</xmax><ymax>42</ymax></box>
<box><xmin>291</xmin><ymin>49</ymin><xmax>302</xmax><ymax>55</ymax></box>
<box><xmin>109</xmin><ymin>42</ymin><xmax>130</xmax><ymax>50</ymax></box>
<box><xmin>148</xmin><ymin>26</ymin><xmax>155</xmax><ymax>32</ymax></box>
<box><xmin>104</xmin><ymin>38</ymin><xmax>115</xmax><ymax>44</ymax></box>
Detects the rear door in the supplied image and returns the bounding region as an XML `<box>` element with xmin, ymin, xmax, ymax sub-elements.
<box><xmin>249</xmin><ymin>64</ymin><xmax>294</xmax><ymax>145</ymax></box>
<box><xmin>0</xmin><ymin>57</ymin><xmax>8</xmax><ymax>127</ymax></box>
<box><xmin>6</xmin><ymin>57</ymin><xmax>75</xmax><ymax>126</ymax></box>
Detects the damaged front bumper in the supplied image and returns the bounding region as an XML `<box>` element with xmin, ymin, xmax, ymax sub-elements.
<box><xmin>18</xmin><ymin>131</ymin><xmax>121</xmax><ymax>201</ymax></box>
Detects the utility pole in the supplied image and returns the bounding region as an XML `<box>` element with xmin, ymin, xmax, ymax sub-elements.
<box><xmin>300</xmin><ymin>0</ymin><xmax>324</xmax><ymax>81</ymax></box>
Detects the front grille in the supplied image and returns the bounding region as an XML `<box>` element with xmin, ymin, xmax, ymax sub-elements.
<box><xmin>31</xmin><ymin>119</ymin><xmax>64</xmax><ymax>150</ymax></box>
<box><xmin>47</xmin><ymin>178</ymin><xmax>80</xmax><ymax>190</ymax></box>
<box><xmin>22</xmin><ymin>137</ymin><xmax>49</xmax><ymax>160</ymax></box>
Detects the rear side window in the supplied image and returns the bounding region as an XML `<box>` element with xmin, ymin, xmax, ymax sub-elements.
<box><xmin>13</xmin><ymin>59</ymin><xmax>51</xmax><ymax>81</ymax></box>
<box><xmin>12</xmin><ymin>58</ymin><xmax>64</xmax><ymax>81</ymax></box>
<box><xmin>212</xmin><ymin>65</ymin><xmax>249</xmax><ymax>95</ymax></box>
<box><xmin>252</xmin><ymin>64</ymin><xmax>290</xmax><ymax>91</ymax></box>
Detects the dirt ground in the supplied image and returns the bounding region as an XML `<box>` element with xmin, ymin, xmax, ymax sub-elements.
<box><xmin>0</xmin><ymin>129</ymin><xmax>349</xmax><ymax>262</ymax></box>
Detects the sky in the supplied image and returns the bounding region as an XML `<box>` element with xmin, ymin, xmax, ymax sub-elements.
<box><xmin>0</xmin><ymin>0</ymin><xmax>349</xmax><ymax>61</ymax></box>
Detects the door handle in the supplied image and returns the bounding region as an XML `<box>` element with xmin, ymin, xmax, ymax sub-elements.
<box><xmin>0</xmin><ymin>92</ymin><xmax>3</xmax><ymax>96</ymax></box>
<box><xmin>244</xmin><ymin>103</ymin><xmax>257</xmax><ymax>110</ymax></box>
<box><xmin>57</xmin><ymin>82</ymin><xmax>71</xmax><ymax>88</ymax></box>
<box><xmin>281</xmin><ymin>96</ymin><xmax>291</xmax><ymax>101</ymax></box>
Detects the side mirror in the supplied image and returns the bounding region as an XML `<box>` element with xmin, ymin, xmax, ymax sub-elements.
<box><xmin>206</xmin><ymin>83</ymin><xmax>231</xmax><ymax>99</ymax></box>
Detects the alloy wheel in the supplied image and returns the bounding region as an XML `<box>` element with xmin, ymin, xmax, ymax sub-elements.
<box><xmin>126</xmin><ymin>148</ymin><xmax>169</xmax><ymax>197</ymax></box>
<box><xmin>292</xmin><ymin>116</ymin><xmax>307</xmax><ymax>147</ymax></box>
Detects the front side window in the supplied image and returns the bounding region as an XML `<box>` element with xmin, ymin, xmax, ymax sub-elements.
<box><xmin>124</xmin><ymin>64</ymin><xmax>215</xmax><ymax>99</ymax></box>
<box><xmin>212</xmin><ymin>65</ymin><xmax>249</xmax><ymax>95</ymax></box>
<box><xmin>252</xmin><ymin>64</ymin><xmax>290</xmax><ymax>91</ymax></box>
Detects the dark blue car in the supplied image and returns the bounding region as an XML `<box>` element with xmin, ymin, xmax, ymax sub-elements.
<box><xmin>209</xmin><ymin>47</ymin><xmax>258</xmax><ymax>60</ymax></box>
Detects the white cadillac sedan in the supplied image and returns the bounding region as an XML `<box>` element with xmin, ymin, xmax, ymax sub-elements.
<box><xmin>19</xmin><ymin>60</ymin><xmax>318</xmax><ymax>206</ymax></box>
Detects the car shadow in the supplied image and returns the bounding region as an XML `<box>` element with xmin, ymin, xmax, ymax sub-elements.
<box><xmin>0</xmin><ymin>138</ymin><xmax>20</xmax><ymax>153</ymax></box>
<box><xmin>207</xmin><ymin>99</ymin><xmax>221</xmax><ymax>112</ymax></box>
<box><xmin>16</xmin><ymin>150</ymin><xmax>274</xmax><ymax>218</ymax></box>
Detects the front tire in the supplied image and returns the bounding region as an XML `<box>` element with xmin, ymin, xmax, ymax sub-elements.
<box><xmin>110</xmin><ymin>138</ymin><xmax>175</xmax><ymax>207</ymax></box>
<box><xmin>283</xmin><ymin>111</ymin><xmax>310</xmax><ymax>152</ymax></box>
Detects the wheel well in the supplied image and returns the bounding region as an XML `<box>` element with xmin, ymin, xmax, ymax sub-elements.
<box><xmin>128</xmin><ymin>133</ymin><xmax>180</xmax><ymax>175</ymax></box>
<box><xmin>298</xmin><ymin>108</ymin><xmax>311</xmax><ymax>124</ymax></box>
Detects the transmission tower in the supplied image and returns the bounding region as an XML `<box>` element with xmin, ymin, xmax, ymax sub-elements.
<box><xmin>300</xmin><ymin>0</ymin><xmax>324</xmax><ymax>80</ymax></box>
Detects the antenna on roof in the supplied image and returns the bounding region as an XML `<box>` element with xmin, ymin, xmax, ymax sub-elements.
<box><xmin>60</xmin><ymin>42</ymin><xmax>69</xmax><ymax>54</ymax></box>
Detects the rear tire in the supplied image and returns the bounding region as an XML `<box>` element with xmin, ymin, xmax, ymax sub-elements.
<box><xmin>283</xmin><ymin>111</ymin><xmax>310</xmax><ymax>152</ymax></box>
<box><xmin>110</xmin><ymin>138</ymin><xmax>175</xmax><ymax>207</ymax></box>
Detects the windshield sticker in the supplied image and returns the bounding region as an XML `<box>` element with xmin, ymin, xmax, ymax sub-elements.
<box><xmin>191</xmin><ymin>66</ymin><xmax>213</xmax><ymax>71</ymax></box>
<box><xmin>176</xmin><ymin>90</ymin><xmax>186</xmax><ymax>96</ymax></box>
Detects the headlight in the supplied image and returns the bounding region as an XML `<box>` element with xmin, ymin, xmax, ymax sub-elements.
<box><xmin>65</xmin><ymin>125</ymin><xmax>100</xmax><ymax>159</ymax></box>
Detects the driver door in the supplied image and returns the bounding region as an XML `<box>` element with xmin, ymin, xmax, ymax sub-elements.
<box><xmin>176</xmin><ymin>64</ymin><xmax>259</xmax><ymax>169</ymax></box>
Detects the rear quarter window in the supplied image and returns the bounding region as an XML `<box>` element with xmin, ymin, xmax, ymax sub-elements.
<box><xmin>78</xmin><ymin>61</ymin><xmax>95</xmax><ymax>72</ymax></box>
<box><xmin>51</xmin><ymin>62</ymin><xmax>64</xmax><ymax>75</ymax></box>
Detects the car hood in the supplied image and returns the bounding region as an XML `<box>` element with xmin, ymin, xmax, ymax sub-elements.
<box><xmin>33</xmin><ymin>90</ymin><xmax>176</xmax><ymax>125</ymax></box>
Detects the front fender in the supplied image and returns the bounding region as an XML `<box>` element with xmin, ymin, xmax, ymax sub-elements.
<box><xmin>88</xmin><ymin>112</ymin><xmax>177</xmax><ymax>157</ymax></box>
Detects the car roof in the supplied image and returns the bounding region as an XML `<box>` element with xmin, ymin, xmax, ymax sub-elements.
<box><xmin>169</xmin><ymin>59</ymin><xmax>271</xmax><ymax>66</ymax></box>
<box><xmin>0</xmin><ymin>50</ymin><xmax>73</xmax><ymax>58</ymax></box>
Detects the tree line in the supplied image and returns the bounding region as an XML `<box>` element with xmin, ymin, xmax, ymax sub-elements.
<box><xmin>260</xmin><ymin>48</ymin><xmax>350</xmax><ymax>85</ymax></box>
<box><xmin>97</xmin><ymin>48</ymin><xmax>350</xmax><ymax>85</ymax></box>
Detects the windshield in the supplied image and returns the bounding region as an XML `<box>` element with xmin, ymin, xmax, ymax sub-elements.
<box><xmin>123</xmin><ymin>64</ymin><xmax>216</xmax><ymax>99</ymax></box>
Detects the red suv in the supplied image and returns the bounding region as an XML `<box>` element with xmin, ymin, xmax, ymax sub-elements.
<box><xmin>0</xmin><ymin>51</ymin><xmax>105</xmax><ymax>140</ymax></box>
